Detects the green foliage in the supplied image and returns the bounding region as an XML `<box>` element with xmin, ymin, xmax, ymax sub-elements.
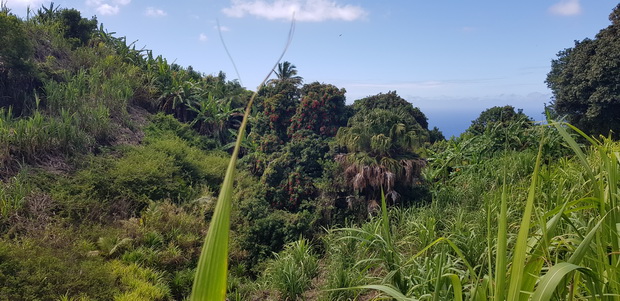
<box><xmin>0</xmin><ymin>239</ymin><xmax>118</xmax><ymax>301</ymax></box>
<box><xmin>0</xmin><ymin>11</ymin><xmax>38</xmax><ymax>115</ymax></box>
<box><xmin>467</xmin><ymin>105</ymin><xmax>532</xmax><ymax>135</ymax></box>
<box><xmin>352</xmin><ymin>91</ymin><xmax>429</xmax><ymax>130</ymax></box>
<box><xmin>287</xmin><ymin>82</ymin><xmax>347</xmax><ymax>137</ymax></box>
<box><xmin>56</xmin><ymin>9</ymin><xmax>98</xmax><ymax>47</ymax></box>
<box><xmin>461</xmin><ymin>105</ymin><xmax>537</xmax><ymax>155</ymax></box>
<box><xmin>0</xmin><ymin>108</ymin><xmax>90</xmax><ymax>169</ymax></box>
<box><xmin>335</xmin><ymin>93</ymin><xmax>429</xmax><ymax>207</ymax></box>
<box><xmin>255</xmin><ymin>81</ymin><xmax>300</xmax><ymax>142</ymax></box>
<box><xmin>319</xmin><ymin>124</ymin><xmax>620</xmax><ymax>300</ymax></box>
<box><xmin>338</xmin><ymin>108</ymin><xmax>427</xmax><ymax>157</ymax></box>
<box><xmin>53</xmin><ymin>135</ymin><xmax>228</xmax><ymax>220</ymax></box>
<box><xmin>0</xmin><ymin>171</ymin><xmax>31</xmax><ymax>219</ymax></box>
<box><xmin>428</xmin><ymin>126</ymin><xmax>445</xmax><ymax>143</ymax></box>
<box><xmin>263</xmin><ymin>238</ymin><xmax>318</xmax><ymax>300</ymax></box>
<box><xmin>145</xmin><ymin>113</ymin><xmax>218</xmax><ymax>150</ymax></box>
<box><xmin>261</xmin><ymin>131</ymin><xmax>329</xmax><ymax>211</ymax></box>
<box><xmin>109</xmin><ymin>260</ymin><xmax>171</xmax><ymax>301</ymax></box>
<box><xmin>236</xmin><ymin>199</ymin><xmax>316</xmax><ymax>270</ymax></box>
<box><xmin>273</xmin><ymin>61</ymin><xmax>303</xmax><ymax>86</ymax></box>
<box><xmin>546</xmin><ymin>4</ymin><xmax>620</xmax><ymax>137</ymax></box>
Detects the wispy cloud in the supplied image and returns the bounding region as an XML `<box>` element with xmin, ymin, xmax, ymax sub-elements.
<box><xmin>549</xmin><ymin>0</ymin><xmax>582</xmax><ymax>16</ymax></box>
<box><xmin>199</xmin><ymin>33</ymin><xmax>208</xmax><ymax>42</ymax></box>
<box><xmin>146</xmin><ymin>7</ymin><xmax>167</xmax><ymax>17</ymax></box>
<box><xmin>86</xmin><ymin>0</ymin><xmax>130</xmax><ymax>16</ymax></box>
<box><xmin>349</xmin><ymin>81</ymin><xmax>446</xmax><ymax>90</ymax></box>
<box><xmin>214</xmin><ymin>25</ymin><xmax>231</xmax><ymax>32</ymax></box>
<box><xmin>222</xmin><ymin>0</ymin><xmax>367</xmax><ymax>22</ymax></box>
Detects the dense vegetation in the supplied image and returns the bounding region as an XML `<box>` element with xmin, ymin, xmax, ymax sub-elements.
<box><xmin>546</xmin><ymin>3</ymin><xmax>620</xmax><ymax>137</ymax></box>
<box><xmin>1</xmin><ymin>2</ymin><xmax>620</xmax><ymax>301</ymax></box>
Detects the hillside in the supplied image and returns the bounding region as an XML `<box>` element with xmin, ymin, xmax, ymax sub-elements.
<box><xmin>2</xmin><ymin>3</ymin><xmax>620</xmax><ymax>301</ymax></box>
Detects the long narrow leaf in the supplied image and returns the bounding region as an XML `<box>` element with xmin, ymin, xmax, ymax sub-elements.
<box><xmin>353</xmin><ymin>284</ymin><xmax>417</xmax><ymax>301</ymax></box>
<box><xmin>531</xmin><ymin>262</ymin><xmax>593</xmax><ymax>301</ymax></box>
<box><xmin>443</xmin><ymin>273</ymin><xmax>463</xmax><ymax>301</ymax></box>
<box><xmin>494</xmin><ymin>177</ymin><xmax>509</xmax><ymax>301</ymax></box>
<box><xmin>506</xmin><ymin>138</ymin><xmax>544</xmax><ymax>301</ymax></box>
<box><xmin>190</xmin><ymin>18</ymin><xmax>295</xmax><ymax>301</ymax></box>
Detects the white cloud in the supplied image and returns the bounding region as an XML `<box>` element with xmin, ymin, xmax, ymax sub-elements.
<box><xmin>146</xmin><ymin>7</ymin><xmax>167</xmax><ymax>17</ymax></box>
<box><xmin>97</xmin><ymin>3</ymin><xmax>119</xmax><ymax>15</ymax></box>
<box><xmin>199</xmin><ymin>33</ymin><xmax>208</xmax><ymax>42</ymax></box>
<box><xmin>215</xmin><ymin>25</ymin><xmax>231</xmax><ymax>32</ymax></box>
<box><xmin>86</xmin><ymin>0</ymin><xmax>130</xmax><ymax>16</ymax></box>
<box><xmin>222</xmin><ymin>0</ymin><xmax>367</xmax><ymax>22</ymax></box>
<box><xmin>549</xmin><ymin>0</ymin><xmax>582</xmax><ymax>16</ymax></box>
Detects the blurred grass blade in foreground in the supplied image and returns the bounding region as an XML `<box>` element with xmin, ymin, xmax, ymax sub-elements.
<box><xmin>190</xmin><ymin>17</ymin><xmax>295</xmax><ymax>301</ymax></box>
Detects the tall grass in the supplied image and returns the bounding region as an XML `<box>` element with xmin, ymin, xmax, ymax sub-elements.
<box><xmin>265</xmin><ymin>238</ymin><xmax>319</xmax><ymax>299</ymax></box>
<box><xmin>321</xmin><ymin>123</ymin><xmax>620</xmax><ymax>300</ymax></box>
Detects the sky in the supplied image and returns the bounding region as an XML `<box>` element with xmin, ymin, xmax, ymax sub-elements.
<box><xmin>5</xmin><ymin>0</ymin><xmax>619</xmax><ymax>137</ymax></box>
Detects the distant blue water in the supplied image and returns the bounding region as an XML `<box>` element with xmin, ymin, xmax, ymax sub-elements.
<box><xmin>423</xmin><ymin>103</ymin><xmax>548</xmax><ymax>139</ymax></box>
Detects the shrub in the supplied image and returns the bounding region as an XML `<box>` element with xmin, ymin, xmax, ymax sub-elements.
<box><xmin>264</xmin><ymin>239</ymin><xmax>318</xmax><ymax>300</ymax></box>
<box><xmin>145</xmin><ymin>113</ymin><xmax>218</xmax><ymax>150</ymax></box>
<box><xmin>0</xmin><ymin>239</ymin><xmax>118</xmax><ymax>301</ymax></box>
<box><xmin>108</xmin><ymin>260</ymin><xmax>171</xmax><ymax>301</ymax></box>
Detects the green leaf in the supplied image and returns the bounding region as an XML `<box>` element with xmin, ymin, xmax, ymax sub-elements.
<box><xmin>443</xmin><ymin>273</ymin><xmax>463</xmax><ymax>301</ymax></box>
<box><xmin>531</xmin><ymin>262</ymin><xmax>593</xmax><ymax>301</ymax></box>
<box><xmin>506</xmin><ymin>138</ymin><xmax>544</xmax><ymax>301</ymax></box>
<box><xmin>190</xmin><ymin>17</ymin><xmax>296</xmax><ymax>301</ymax></box>
<box><xmin>352</xmin><ymin>284</ymin><xmax>417</xmax><ymax>301</ymax></box>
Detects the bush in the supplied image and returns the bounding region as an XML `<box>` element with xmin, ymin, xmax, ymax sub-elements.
<box><xmin>53</xmin><ymin>135</ymin><xmax>228</xmax><ymax>220</ymax></box>
<box><xmin>0</xmin><ymin>11</ymin><xmax>39</xmax><ymax>115</ymax></box>
<box><xmin>0</xmin><ymin>239</ymin><xmax>118</xmax><ymax>301</ymax></box>
<box><xmin>145</xmin><ymin>113</ymin><xmax>218</xmax><ymax>150</ymax></box>
<box><xmin>108</xmin><ymin>260</ymin><xmax>171</xmax><ymax>301</ymax></box>
<box><xmin>264</xmin><ymin>239</ymin><xmax>318</xmax><ymax>300</ymax></box>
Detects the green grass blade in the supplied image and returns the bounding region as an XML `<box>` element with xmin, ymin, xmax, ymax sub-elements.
<box><xmin>551</xmin><ymin>122</ymin><xmax>598</xmax><ymax>198</ymax></box>
<box><xmin>443</xmin><ymin>273</ymin><xmax>463</xmax><ymax>301</ymax></box>
<box><xmin>191</xmin><ymin>82</ymin><xmax>261</xmax><ymax>301</ymax></box>
<box><xmin>190</xmin><ymin>18</ymin><xmax>296</xmax><ymax>301</ymax></box>
<box><xmin>352</xmin><ymin>284</ymin><xmax>417</xmax><ymax>301</ymax></box>
<box><xmin>506</xmin><ymin>138</ymin><xmax>544</xmax><ymax>301</ymax></box>
<box><xmin>567</xmin><ymin>210</ymin><xmax>610</xmax><ymax>265</ymax></box>
<box><xmin>531</xmin><ymin>262</ymin><xmax>592</xmax><ymax>301</ymax></box>
<box><xmin>380</xmin><ymin>188</ymin><xmax>392</xmax><ymax>250</ymax></box>
<box><xmin>494</xmin><ymin>177</ymin><xmax>509</xmax><ymax>301</ymax></box>
<box><xmin>190</xmin><ymin>151</ymin><xmax>236</xmax><ymax>300</ymax></box>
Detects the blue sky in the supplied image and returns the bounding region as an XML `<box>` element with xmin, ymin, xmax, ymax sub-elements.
<box><xmin>6</xmin><ymin>0</ymin><xmax>619</xmax><ymax>137</ymax></box>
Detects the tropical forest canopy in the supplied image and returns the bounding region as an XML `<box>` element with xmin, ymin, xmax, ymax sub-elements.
<box><xmin>1</xmin><ymin>2</ymin><xmax>620</xmax><ymax>300</ymax></box>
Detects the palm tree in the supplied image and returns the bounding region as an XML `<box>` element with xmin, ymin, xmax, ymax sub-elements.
<box><xmin>272</xmin><ymin>61</ymin><xmax>303</xmax><ymax>85</ymax></box>
<box><xmin>336</xmin><ymin>108</ymin><xmax>428</xmax><ymax>211</ymax></box>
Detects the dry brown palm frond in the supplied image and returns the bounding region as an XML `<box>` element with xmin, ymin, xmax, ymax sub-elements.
<box><xmin>402</xmin><ymin>159</ymin><xmax>414</xmax><ymax>182</ymax></box>
<box><xmin>353</xmin><ymin>172</ymin><xmax>366</xmax><ymax>192</ymax></box>
<box><xmin>367</xmin><ymin>199</ymin><xmax>379</xmax><ymax>216</ymax></box>
<box><xmin>386</xmin><ymin>189</ymin><xmax>400</xmax><ymax>204</ymax></box>
<box><xmin>385</xmin><ymin>171</ymin><xmax>395</xmax><ymax>191</ymax></box>
<box><xmin>344</xmin><ymin>164</ymin><xmax>359</xmax><ymax>182</ymax></box>
<box><xmin>334</xmin><ymin>153</ymin><xmax>347</xmax><ymax>164</ymax></box>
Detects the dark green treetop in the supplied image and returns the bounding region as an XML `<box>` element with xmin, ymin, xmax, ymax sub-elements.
<box><xmin>546</xmin><ymin>3</ymin><xmax>620</xmax><ymax>137</ymax></box>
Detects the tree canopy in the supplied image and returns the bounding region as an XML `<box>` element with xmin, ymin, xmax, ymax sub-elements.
<box><xmin>546</xmin><ymin>4</ymin><xmax>620</xmax><ymax>137</ymax></box>
<box><xmin>467</xmin><ymin>105</ymin><xmax>531</xmax><ymax>135</ymax></box>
